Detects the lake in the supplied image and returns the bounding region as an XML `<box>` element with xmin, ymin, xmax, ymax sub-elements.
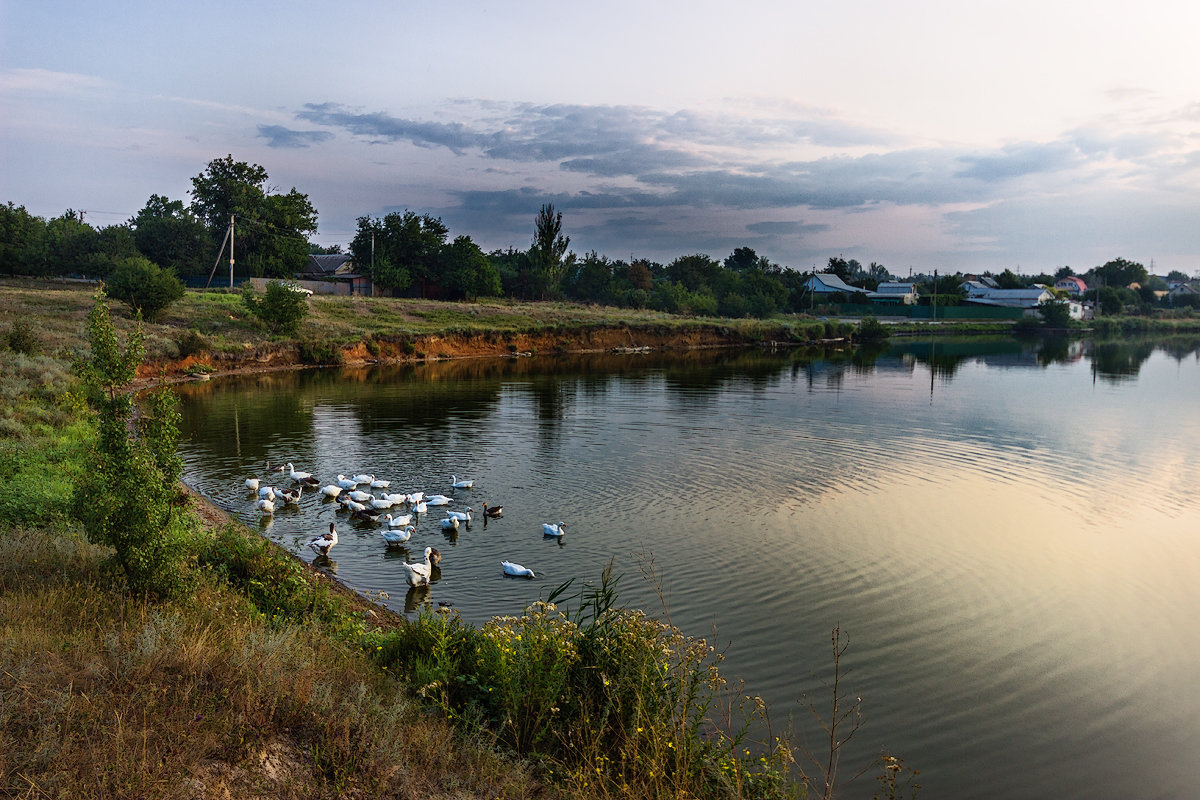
<box><xmin>176</xmin><ymin>336</ymin><xmax>1200</xmax><ymax>800</ymax></box>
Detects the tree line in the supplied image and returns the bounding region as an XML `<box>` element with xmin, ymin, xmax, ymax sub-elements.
<box><xmin>3</xmin><ymin>155</ymin><xmax>1196</xmax><ymax>318</ymax></box>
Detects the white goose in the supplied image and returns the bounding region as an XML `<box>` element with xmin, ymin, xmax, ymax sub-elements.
<box><xmin>445</xmin><ymin>507</ymin><xmax>472</xmax><ymax>522</ymax></box>
<box><xmin>308</xmin><ymin>522</ymin><xmax>338</xmax><ymax>556</ymax></box>
<box><xmin>406</xmin><ymin>491</ymin><xmax>425</xmax><ymax>504</ymax></box>
<box><xmin>382</xmin><ymin>492</ymin><xmax>409</xmax><ymax>504</ymax></box>
<box><xmin>286</xmin><ymin>463</ymin><xmax>312</xmax><ymax>482</ymax></box>
<box><xmin>381</xmin><ymin>525</ymin><xmax>415</xmax><ymax>547</ymax></box>
<box><xmin>347</xmin><ymin>489</ymin><xmax>372</xmax><ymax>503</ymax></box>
<box><xmin>336</xmin><ymin>474</ymin><xmax>358</xmax><ymax>490</ymax></box>
<box><xmin>369</xmin><ymin>495</ymin><xmax>395</xmax><ymax>510</ymax></box>
<box><xmin>384</xmin><ymin>512</ymin><xmax>413</xmax><ymax>528</ymax></box>
<box><xmin>440</xmin><ymin>516</ymin><xmax>460</xmax><ymax>531</ymax></box>
<box><xmin>319</xmin><ymin>484</ymin><xmax>343</xmax><ymax>498</ymax></box>
<box><xmin>370</xmin><ymin>476</ymin><xmax>390</xmax><ymax>489</ymax></box>
<box><xmin>401</xmin><ymin>546</ymin><xmax>442</xmax><ymax>587</ymax></box>
<box><xmin>450</xmin><ymin>475</ymin><xmax>474</xmax><ymax>489</ymax></box>
<box><xmin>352</xmin><ymin>473</ymin><xmax>373</xmax><ymax>485</ymax></box>
<box><xmin>256</xmin><ymin>498</ymin><xmax>275</xmax><ymax>514</ymax></box>
<box><xmin>425</xmin><ymin>494</ymin><xmax>452</xmax><ymax>506</ymax></box>
<box><xmin>502</xmin><ymin>560</ymin><xmax>535</xmax><ymax>578</ymax></box>
<box><xmin>542</xmin><ymin>522</ymin><xmax>566</xmax><ymax>537</ymax></box>
<box><xmin>244</xmin><ymin>477</ymin><xmax>260</xmax><ymax>491</ymax></box>
<box><xmin>258</xmin><ymin>485</ymin><xmax>276</xmax><ymax>501</ymax></box>
<box><xmin>412</xmin><ymin>501</ymin><xmax>427</xmax><ymax>515</ymax></box>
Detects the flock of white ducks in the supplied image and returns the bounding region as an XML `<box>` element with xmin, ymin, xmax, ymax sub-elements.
<box><xmin>244</xmin><ymin>464</ymin><xmax>558</xmax><ymax>586</ymax></box>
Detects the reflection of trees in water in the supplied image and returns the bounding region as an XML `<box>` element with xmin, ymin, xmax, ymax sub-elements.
<box><xmin>1088</xmin><ymin>339</ymin><xmax>1159</xmax><ymax>382</ymax></box>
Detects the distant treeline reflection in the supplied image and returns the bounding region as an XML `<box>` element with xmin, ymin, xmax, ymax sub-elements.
<box><xmin>174</xmin><ymin>335</ymin><xmax>1200</xmax><ymax>463</ymax></box>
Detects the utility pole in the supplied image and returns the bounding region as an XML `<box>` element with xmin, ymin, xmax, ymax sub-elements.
<box><xmin>228</xmin><ymin>214</ymin><xmax>235</xmax><ymax>289</ymax></box>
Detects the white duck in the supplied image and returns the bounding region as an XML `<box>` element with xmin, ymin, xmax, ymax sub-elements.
<box><xmin>319</xmin><ymin>484</ymin><xmax>343</xmax><ymax>498</ymax></box>
<box><xmin>412</xmin><ymin>501</ymin><xmax>427</xmax><ymax>515</ymax></box>
<box><xmin>347</xmin><ymin>489</ymin><xmax>373</xmax><ymax>503</ymax></box>
<box><xmin>244</xmin><ymin>477</ymin><xmax>260</xmax><ymax>491</ymax></box>
<box><xmin>258</xmin><ymin>485</ymin><xmax>276</xmax><ymax>501</ymax></box>
<box><xmin>384</xmin><ymin>512</ymin><xmax>413</xmax><ymax>528</ymax></box>
<box><xmin>352</xmin><ymin>473</ymin><xmax>373</xmax><ymax>485</ymax></box>
<box><xmin>286</xmin><ymin>463</ymin><xmax>312</xmax><ymax>482</ymax></box>
<box><xmin>308</xmin><ymin>522</ymin><xmax>338</xmax><ymax>556</ymax></box>
<box><xmin>382</xmin><ymin>492</ymin><xmax>409</xmax><ymax>504</ymax></box>
<box><xmin>401</xmin><ymin>546</ymin><xmax>442</xmax><ymax>587</ymax></box>
<box><xmin>406</xmin><ymin>491</ymin><xmax>425</xmax><ymax>504</ymax></box>
<box><xmin>440</xmin><ymin>516</ymin><xmax>460</xmax><ymax>531</ymax></box>
<box><xmin>369</xmin><ymin>476</ymin><xmax>390</xmax><ymax>489</ymax></box>
<box><xmin>381</xmin><ymin>525</ymin><xmax>415</xmax><ymax>547</ymax></box>
<box><xmin>256</xmin><ymin>498</ymin><xmax>275</xmax><ymax>514</ymax></box>
<box><xmin>336</xmin><ymin>474</ymin><xmax>358</xmax><ymax>490</ymax></box>
<box><xmin>445</xmin><ymin>507</ymin><xmax>472</xmax><ymax>522</ymax></box>
<box><xmin>502</xmin><ymin>560</ymin><xmax>535</xmax><ymax>578</ymax></box>
<box><xmin>369</xmin><ymin>495</ymin><xmax>395</xmax><ymax>510</ymax></box>
<box><xmin>425</xmin><ymin>494</ymin><xmax>452</xmax><ymax>506</ymax></box>
<box><xmin>542</xmin><ymin>522</ymin><xmax>566</xmax><ymax>537</ymax></box>
<box><xmin>450</xmin><ymin>475</ymin><xmax>474</xmax><ymax>489</ymax></box>
<box><xmin>344</xmin><ymin>498</ymin><xmax>368</xmax><ymax>513</ymax></box>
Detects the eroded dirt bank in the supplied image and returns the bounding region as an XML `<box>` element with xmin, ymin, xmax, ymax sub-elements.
<box><xmin>139</xmin><ymin>323</ymin><xmax>766</xmax><ymax>381</ymax></box>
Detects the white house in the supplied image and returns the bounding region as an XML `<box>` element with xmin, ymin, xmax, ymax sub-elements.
<box><xmin>804</xmin><ymin>273</ymin><xmax>865</xmax><ymax>297</ymax></box>
<box><xmin>961</xmin><ymin>281</ymin><xmax>1053</xmax><ymax>309</ymax></box>
<box><xmin>867</xmin><ymin>282</ymin><xmax>919</xmax><ymax>305</ymax></box>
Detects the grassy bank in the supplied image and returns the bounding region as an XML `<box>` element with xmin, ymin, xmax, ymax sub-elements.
<box><xmin>1</xmin><ymin>288</ymin><xmax>834</xmax><ymax>799</ymax></box>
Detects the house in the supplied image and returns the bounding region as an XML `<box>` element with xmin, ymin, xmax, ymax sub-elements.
<box><xmin>804</xmin><ymin>273</ymin><xmax>865</xmax><ymax>298</ymax></box>
<box><xmin>867</xmin><ymin>282</ymin><xmax>919</xmax><ymax>305</ymax></box>
<box><xmin>299</xmin><ymin>254</ymin><xmax>354</xmax><ymax>280</ymax></box>
<box><xmin>961</xmin><ymin>281</ymin><xmax>1052</xmax><ymax>309</ymax></box>
<box><xmin>1168</xmin><ymin>283</ymin><xmax>1199</xmax><ymax>303</ymax></box>
<box><xmin>294</xmin><ymin>254</ymin><xmax>373</xmax><ymax>296</ymax></box>
<box><xmin>1054</xmin><ymin>276</ymin><xmax>1088</xmax><ymax>295</ymax></box>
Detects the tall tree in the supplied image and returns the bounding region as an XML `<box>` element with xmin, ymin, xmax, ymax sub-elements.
<box><xmin>130</xmin><ymin>194</ymin><xmax>212</xmax><ymax>277</ymax></box>
<box><xmin>350</xmin><ymin>210</ymin><xmax>448</xmax><ymax>295</ymax></box>
<box><xmin>189</xmin><ymin>155</ymin><xmax>317</xmax><ymax>278</ymax></box>
<box><xmin>528</xmin><ymin>203</ymin><xmax>572</xmax><ymax>298</ymax></box>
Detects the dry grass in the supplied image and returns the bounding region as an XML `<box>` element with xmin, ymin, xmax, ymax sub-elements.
<box><xmin>0</xmin><ymin>525</ymin><xmax>547</xmax><ymax>800</ymax></box>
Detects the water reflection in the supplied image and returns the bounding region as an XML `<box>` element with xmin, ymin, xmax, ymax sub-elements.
<box><xmin>176</xmin><ymin>335</ymin><xmax>1200</xmax><ymax>800</ymax></box>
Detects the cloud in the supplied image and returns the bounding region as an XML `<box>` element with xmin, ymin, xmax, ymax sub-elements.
<box><xmin>746</xmin><ymin>220</ymin><xmax>830</xmax><ymax>236</ymax></box>
<box><xmin>0</xmin><ymin>68</ymin><xmax>108</xmax><ymax>94</ymax></box>
<box><xmin>954</xmin><ymin>141</ymin><xmax>1084</xmax><ymax>182</ymax></box>
<box><xmin>257</xmin><ymin>125</ymin><xmax>335</xmax><ymax>149</ymax></box>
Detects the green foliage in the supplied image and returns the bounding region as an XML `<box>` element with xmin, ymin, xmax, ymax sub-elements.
<box><xmin>241</xmin><ymin>280</ymin><xmax>308</xmax><ymax>334</ymax></box>
<box><xmin>130</xmin><ymin>194</ymin><xmax>212</xmax><ymax>276</ymax></box>
<box><xmin>190</xmin><ymin>155</ymin><xmax>317</xmax><ymax>278</ymax></box>
<box><xmin>1037</xmin><ymin>298</ymin><xmax>1073</xmax><ymax>328</ymax></box>
<box><xmin>72</xmin><ymin>290</ymin><xmax>194</xmax><ymax>598</ymax></box>
<box><xmin>4</xmin><ymin>319</ymin><xmax>42</xmax><ymax>355</ymax></box>
<box><xmin>297</xmin><ymin>337</ymin><xmax>343</xmax><ymax>365</ymax></box>
<box><xmin>104</xmin><ymin>256</ymin><xmax>186</xmax><ymax>320</ymax></box>
<box><xmin>369</xmin><ymin>563</ymin><xmax>794</xmax><ymax>797</ymax></box>
<box><xmin>855</xmin><ymin>316</ymin><xmax>891</xmax><ymax>342</ymax></box>
<box><xmin>527</xmin><ymin>203</ymin><xmax>573</xmax><ymax>299</ymax></box>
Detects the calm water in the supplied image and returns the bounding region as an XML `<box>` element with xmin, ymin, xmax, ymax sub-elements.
<box><xmin>176</xmin><ymin>337</ymin><xmax>1200</xmax><ymax>800</ymax></box>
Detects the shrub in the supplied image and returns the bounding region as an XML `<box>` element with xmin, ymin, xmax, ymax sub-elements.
<box><xmin>855</xmin><ymin>316</ymin><xmax>891</xmax><ymax>342</ymax></box>
<box><xmin>104</xmin><ymin>256</ymin><xmax>186</xmax><ymax>321</ymax></box>
<box><xmin>4</xmin><ymin>319</ymin><xmax>41</xmax><ymax>355</ymax></box>
<box><xmin>297</xmin><ymin>338</ymin><xmax>342</xmax><ymax>365</ymax></box>
<box><xmin>241</xmin><ymin>280</ymin><xmax>308</xmax><ymax>334</ymax></box>
<box><xmin>72</xmin><ymin>290</ymin><xmax>195</xmax><ymax>598</ymax></box>
<box><xmin>174</xmin><ymin>329</ymin><xmax>210</xmax><ymax>358</ymax></box>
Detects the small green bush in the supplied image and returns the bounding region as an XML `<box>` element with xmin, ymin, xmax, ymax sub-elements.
<box><xmin>298</xmin><ymin>338</ymin><xmax>343</xmax><ymax>365</ymax></box>
<box><xmin>241</xmin><ymin>281</ymin><xmax>308</xmax><ymax>335</ymax></box>
<box><xmin>855</xmin><ymin>316</ymin><xmax>891</xmax><ymax>342</ymax></box>
<box><xmin>4</xmin><ymin>319</ymin><xmax>41</xmax><ymax>355</ymax></box>
<box><xmin>104</xmin><ymin>256</ymin><xmax>186</xmax><ymax>321</ymax></box>
<box><xmin>175</xmin><ymin>329</ymin><xmax>210</xmax><ymax>358</ymax></box>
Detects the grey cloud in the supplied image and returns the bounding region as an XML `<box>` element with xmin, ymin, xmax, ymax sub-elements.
<box><xmin>954</xmin><ymin>141</ymin><xmax>1083</xmax><ymax>182</ymax></box>
<box><xmin>746</xmin><ymin>220</ymin><xmax>830</xmax><ymax>236</ymax></box>
<box><xmin>257</xmin><ymin>125</ymin><xmax>334</xmax><ymax>149</ymax></box>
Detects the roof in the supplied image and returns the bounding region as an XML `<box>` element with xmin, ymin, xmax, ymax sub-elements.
<box><xmin>305</xmin><ymin>254</ymin><xmax>353</xmax><ymax>276</ymax></box>
<box><xmin>805</xmin><ymin>273</ymin><xmax>862</xmax><ymax>294</ymax></box>
<box><xmin>963</xmin><ymin>288</ymin><xmax>1051</xmax><ymax>308</ymax></box>
<box><xmin>875</xmin><ymin>282</ymin><xmax>916</xmax><ymax>294</ymax></box>
<box><xmin>1055</xmin><ymin>276</ymin><xmax>1088</xmax><ymax>290</ymax></box>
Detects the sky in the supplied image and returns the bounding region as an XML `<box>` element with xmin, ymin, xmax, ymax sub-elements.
<box><xmin>2</xmin><ymin>0</ymin><xmax>1199</xmax><ymax>275</ymax></box>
